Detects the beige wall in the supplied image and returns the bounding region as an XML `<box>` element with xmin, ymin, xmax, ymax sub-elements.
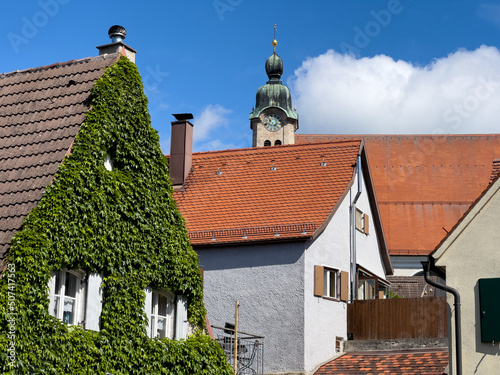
<box><xmin>434</xmin><ymin>179</ymin><xmax>500</xmax><ymax>375</ymax></box>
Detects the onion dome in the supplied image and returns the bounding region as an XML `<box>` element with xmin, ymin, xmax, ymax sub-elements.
<box><xmin>249</xmin><ymin>36</ymin><xmax>297</xmax><ymax>121</ymax></box>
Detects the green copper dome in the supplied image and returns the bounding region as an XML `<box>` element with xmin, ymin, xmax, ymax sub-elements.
<box><xmin>250</xmin><ymin>50</ymin><xmax>297</xmax><ymax>120</ymax></box>
<box><xmin>265</xmin><ymin>51</ymin><xmax>283</xmax><ymax>80</ymax></box>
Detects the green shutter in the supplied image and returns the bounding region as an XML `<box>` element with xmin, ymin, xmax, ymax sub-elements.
<box><xmin>478</xmin><ymin>278</ymin><xmax>500</xmax><ymax>342</ymax></box>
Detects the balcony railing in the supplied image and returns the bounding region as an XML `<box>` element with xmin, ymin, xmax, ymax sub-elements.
<box><xmin>212</xmin><ymin>325</ymin><xmax>264</xmax><ymax>375</ymax></box>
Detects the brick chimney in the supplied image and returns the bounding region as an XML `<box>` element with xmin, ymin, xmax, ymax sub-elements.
<box><xmin>169</xmin><ymin>114</ymin><xmax>194</xmax><ymax>187</ymax></box>
<box><xmin>97</xmin><ymin>25</ymin><xmax>137</xmax><ymax>63</ymax></box>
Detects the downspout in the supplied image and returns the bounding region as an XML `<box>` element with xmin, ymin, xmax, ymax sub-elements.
<box><xmin>350</xmin><ymin>155</ymin><xmax>362</xmax><ymax>301</ymax></box>
<box><xmin>421</xmin><ymin>260</ymin><xmax>462</xmax><ymax>375</ymax></box>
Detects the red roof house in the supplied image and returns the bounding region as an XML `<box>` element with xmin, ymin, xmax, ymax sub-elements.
<box><xmin>169</xmin><ymin>120</ymin><xmax>393</xmax><ymax>373</ymax></box>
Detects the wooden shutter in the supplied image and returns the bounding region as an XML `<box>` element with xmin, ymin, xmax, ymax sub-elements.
<box><xmin>364</xmin><ymin>213</ymin><xmax>370</xmax><ymax>234</ymax></box>
<box><xmin>340</xmin><ymin>271</ymin><xmax>349</xmax><ymax>301</ymax></box>
<box><xmin>314</xmin><ymin>265</ymin><xmax>324</xmax><ymax>296</ymax></box>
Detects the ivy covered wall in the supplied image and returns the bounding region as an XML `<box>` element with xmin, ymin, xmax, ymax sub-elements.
<box><xmin>0</xmin><ymin>56</ymin><xmax>231</xmax><ymax>374</ymax></box>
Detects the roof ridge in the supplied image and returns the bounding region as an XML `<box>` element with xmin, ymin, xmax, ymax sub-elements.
<box><xmin>179</xmin><ymin>139</ymin><xmax>362</xmax><ymax>159</ymax></box>
<box><xmin>0</xmin><ymin>53</ymin><xmax>119</xmax><ymax>80</ymax></box>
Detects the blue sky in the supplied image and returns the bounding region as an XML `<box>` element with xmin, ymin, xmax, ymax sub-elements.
<box><xmin>2</xmin><ymin>1</ymin><xmax>500</xmax><ymax>153</ymax></box>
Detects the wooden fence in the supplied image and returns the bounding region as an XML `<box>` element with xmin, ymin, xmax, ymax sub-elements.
<box><xmin>347</xmin><ymin>297</ymin><xmax>448</xmax><ymax>340</ymax></box>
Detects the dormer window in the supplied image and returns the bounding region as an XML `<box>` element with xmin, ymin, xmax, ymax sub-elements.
<box><xmin>104</xmin><ymin>153</ymin><xmax>113</xmax><ymax>171</ymax></box>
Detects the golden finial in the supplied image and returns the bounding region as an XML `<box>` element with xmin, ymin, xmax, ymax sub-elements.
<box><xmin>272</xmin><ymin>24</ymin><xmax>278</xmax><ymax>50</ymax></box>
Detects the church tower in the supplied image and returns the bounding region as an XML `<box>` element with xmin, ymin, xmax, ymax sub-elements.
<box><xmin>249</xmin><ymin>27</ymin><xmax>298</xmax><ymax>147</ymax></box>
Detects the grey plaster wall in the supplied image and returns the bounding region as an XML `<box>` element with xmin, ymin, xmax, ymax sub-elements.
<box><xmin>198</xmin><ymin>241</ymin><xmax>306</xmax><ymax>374</ymax></box>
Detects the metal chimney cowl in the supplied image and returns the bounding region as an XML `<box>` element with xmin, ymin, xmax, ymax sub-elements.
<box><xmin>108</xmin><ymin>25</ymin><xmax>127</xmax><ymax>43</ymax></box>
<box><xmin>96</xmin><ymin>25</ymin><xmax>137</xmax><ymax>63</ymax></box>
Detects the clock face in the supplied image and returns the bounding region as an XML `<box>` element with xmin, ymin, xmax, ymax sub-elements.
<box><xmin>264</xmin><ymin>114</ymin><xmax>283</xmax><ymax>132</ymax></box>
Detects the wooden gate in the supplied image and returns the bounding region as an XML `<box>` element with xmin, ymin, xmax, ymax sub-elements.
<box><xmin>347</xmin><ymin>297</ymin><xmax>448</xmax><ymax>340</ymax></box>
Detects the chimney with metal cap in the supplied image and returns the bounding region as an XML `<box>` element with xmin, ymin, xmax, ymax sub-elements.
<box><xmin>97</xmin><ymin>25</ymin><xmax>137</xmax><ymax>63</ymax></box>
<box><xmin>169</xmin><ymin>114</ymin><xmax>194</xmax><ymax>187</ymax></box>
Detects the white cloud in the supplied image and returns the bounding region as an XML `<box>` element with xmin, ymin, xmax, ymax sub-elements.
<box><xmin>289</xmin><ymin>46</ymin><xmax>500</xmax><ymax>135</ymax></box>
<box><xmin>193</xmin><ymin>104</ymin><xmax>233</xmax><ymax>151</ymax></box>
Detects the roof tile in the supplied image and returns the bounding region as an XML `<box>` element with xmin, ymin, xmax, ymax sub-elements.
<box><xmin>314</xmin><ymin>350</ymin><xmax>448</xmax><ymax>375</ymax></box>
<box><xmin>297</xmin><ymin>134</ymin><xmax>500</xmax><ymax>256</ymax></box>
<box><xmin>173</xmin><ymin>141</ymin><xmax>361</xmax><ymax>245</ymax></box>
<box><xmin>0</xmin><ymin>53</ymin><xmax>119</xmax><ymax>261</ymax></box>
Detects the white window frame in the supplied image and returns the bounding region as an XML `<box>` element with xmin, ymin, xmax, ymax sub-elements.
<box><xmin>49</xmin><ymin>269</ymin><xmax>86</xmax><ymax>326</ymax></box>
<box><xmin>323</xmin><ymin>268</ymin><xmax>339</xmax><ymax>299</ymax></box>
<box><xmin>144</xmin><ymin>288</ymin><xmax>188</xmax><ymax>340</ymax></box>
<box><xmin>48</xmin><ymin>269</ymin><xmax>102</xmax><ymax>330</ymax></box>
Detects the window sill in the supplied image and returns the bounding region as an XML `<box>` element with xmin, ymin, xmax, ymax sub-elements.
<box><xmin>321</xmin><ymin>296</ymin><xmax>341</xmax><ymax>302</ymax></box>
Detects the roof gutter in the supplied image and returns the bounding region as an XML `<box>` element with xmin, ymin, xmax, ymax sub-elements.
<box><xmin>421</xmin><ymin>260</ymin><xmax>462</xmax><ymax>375</ymax></box>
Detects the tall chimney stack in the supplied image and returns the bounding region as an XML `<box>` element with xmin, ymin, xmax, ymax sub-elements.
<box><xmin>170</xmin><ymin>114</ymin><xmax>194</xmax><ymax>187</ymax></box>
<box><xmin>97</xmin><ymin>25</ymin><xmax>137</xmax><ymax>63</ymax></box>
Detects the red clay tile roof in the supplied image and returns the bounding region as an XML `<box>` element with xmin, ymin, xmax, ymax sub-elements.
<box><xmin>173</xmin><ymin>140</ymin><xmax>362</xmax><ymax>246</ymax></box>
<box><xmin>296</xmin><ymin>135</ymin><xmax>500</xmax><ymax>256</ymax></box>
<box><xmin>314</xmin><ymin>350</ymin><xmax>449</xmax><ymax>375</ymax></box>
<box><xmin>0</xmin><ymin>53</ymin><xmax>120</xmax><ymax>261</ymax></box>
<box><xmin>490</xmin><ymin>159</ymin><xmax>500</xmax><ymax>183</ymax></box>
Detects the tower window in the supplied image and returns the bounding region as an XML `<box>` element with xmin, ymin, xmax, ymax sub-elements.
<box><xmin>274</xmin><ymin>140</ymin><xmax>282</xmax><ymax>146</ymax></box>
<box><xmin>264</xmin><ymin>140</ymin><xmax>271</xmax><ymax>147</ymax></box>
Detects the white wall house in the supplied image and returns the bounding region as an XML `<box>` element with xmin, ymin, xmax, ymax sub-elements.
<box><xmin>171</xmin><ymin>133</ymin><xmax>393</xmax><ymax>374</ymax></box>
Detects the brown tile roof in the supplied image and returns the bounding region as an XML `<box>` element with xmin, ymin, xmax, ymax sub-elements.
<box><xmin>296</xmin><ymin>135</ymin><xmax>500</xmax><ymax>256</ymax></box>
<box><xmin>173</xmin><ymin>140</ymin><xmax>362</xmax><ymax>246</ymax></box>
<box><xmin>0</xmin><ymin>53</ymin><xmax>120</xmax><ymax>261</ymax></box>
<box><xmin>314</xmin><ymin>350</ymin><xmax>449</xmax><ymax>375</ymax></box>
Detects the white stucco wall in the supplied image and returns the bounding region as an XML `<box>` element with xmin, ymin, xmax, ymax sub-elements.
<box><xmin>303</xmin><ymin>172</ymin><xmax>389</xmax><ymax>372</ymax></box>
<box><xmin>434</xmin><ymin>179</ymin><xmax>500</xmax><ymax>375</ymax></box>
<box><xmin>353</xmin><ymin>172</ymin><xmax>387</xmax><ymax>280</ymax></box>
<box><xmin>198</xmin><ymin>242</ymin><xmax>306</xmax><ymax>374</ymax></box>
